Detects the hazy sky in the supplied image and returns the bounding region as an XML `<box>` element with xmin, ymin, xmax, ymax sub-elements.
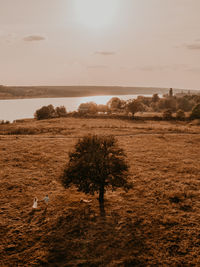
<box><xmin>1</xmin><ymin>0</ymin><xmax>200</xmax><ymax>89</ymax></box>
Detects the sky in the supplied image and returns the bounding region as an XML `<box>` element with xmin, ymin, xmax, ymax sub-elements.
<box><xmin>0</xmin><ymin>0</ymin><xmax>200</xmax><ymax>89</ymax></box>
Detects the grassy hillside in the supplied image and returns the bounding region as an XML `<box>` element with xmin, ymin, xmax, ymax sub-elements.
<box><xmin>1</xmin><ymin>118</ymin><xmax>200</xmax><ymax>266</ymax></box>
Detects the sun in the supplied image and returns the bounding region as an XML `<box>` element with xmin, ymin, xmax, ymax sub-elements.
<box><xmin>73</xmin><ymin>0</ymin><xmax>120</xmax><ymax>29</ymax></box>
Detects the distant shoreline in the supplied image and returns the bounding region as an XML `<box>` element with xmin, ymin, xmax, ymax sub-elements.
<box><xmin>0</xmin><ymin>85</ymin><xmax>188</xmax><ymax>100</ymax></box>
<box><xmin>0</xmin><ymin>85</ymin><xmax>196</xmax><ymax>100</ymax></box>
<box><xmin>0</xmin><ymin>93</ymin><xmax>157</xmax><ymax>101</ymax></box>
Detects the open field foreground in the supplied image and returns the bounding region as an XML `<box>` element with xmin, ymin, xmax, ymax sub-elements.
<box><xmin>1</xmin><ymin>118</ymin><xmax>200</xmax><ymax>266</ymax></box>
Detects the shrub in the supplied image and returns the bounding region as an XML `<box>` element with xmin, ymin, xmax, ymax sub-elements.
<box><xmin>176</xmin><ymin>109</ymin><xmax>185</xmax><ymax>120</ymax></box>
<box><xmin>0</xmin><ymin>120</ymin><xmax>10</xmax><ymax>125</ymax></box>
<box><xmin>7</xmin><ymin>127</ymin><xmax>37</xmax><ymax>135</ymax></box>
<box><xmin>34</xmin><ymin>105</ymin><xmax>55</xmax><ymax>120</ymax></box>
<box><xmin>190</xmin><ymin>104</ymin><xmax>200</xmax><ymax>119</ymax></box>
<box><xmin>55</xmin><ymin>106</ymin><xmax>67</xmax><ymax>117</ymax></box>
<box><xmin>163</xmin><ymin>109</ymin><xmax>173</xmax><ymax>120</ymax></box>
<box><xmin>61</xmin><ymin>135</ymin><xmax>132</xmax><ymax>207</ymax></box>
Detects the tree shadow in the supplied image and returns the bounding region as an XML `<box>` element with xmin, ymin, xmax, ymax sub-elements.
<box><xmin>27</xmin><ymin>208</ymin><xmax>46</xmax><ymax>224</ymax></box>
<box><xmin>27</xmin><ymin>209</ymin><xmax>36</xmax><ymax>223</ymax></box>
<box><xmin>43</xmin><ymin>206</ymin><xmax>148</xmax><ymax>266</ymax></box>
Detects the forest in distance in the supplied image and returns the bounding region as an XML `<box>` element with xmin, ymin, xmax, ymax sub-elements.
<box><xmin>0</xmin><ymin>84</ymin><xmax>197</xmax><ymax>100</ymax></box>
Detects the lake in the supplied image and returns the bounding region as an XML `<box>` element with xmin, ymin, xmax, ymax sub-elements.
<box><xmin>0</xmin><ymin>94</ymin><xmax>153</xmax><ymax>121</ymax></box>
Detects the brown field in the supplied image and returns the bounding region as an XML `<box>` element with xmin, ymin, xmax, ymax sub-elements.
<box><xmin>1</xmin><ymin>117</ymin><xmax>200</xmax><ymax>266</ymax></box>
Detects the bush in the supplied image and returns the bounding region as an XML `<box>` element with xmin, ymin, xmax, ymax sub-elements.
<box><xmin>34</xmin><ymin>105</ymin><xmax>55</xmax><ymax>120</ymax></box>
<box><xmin>34</xmin><ymin>105</ymin><xmax>68</xmax><ymax>120</ymax></box>
<box><xmin>0</xmin><ymin>120</ymin><xmax>10</xmax><ymax>125</ymax></box>
<box><xmin>190</xmin><ymin>104</ymin><xmax>200</xmax><ymax>119</ymax></box>
<box><xmin>176</xmin><ymin>109</ymin><xmax>185</xmax><ymax>120</ymax></box>
<box><xmin>55</xmin><ymin>106</ymin><xmax>67</xmax><ymax>117</ymax></box>
<box><xmin>61</xmin><ymin>135</ymin><xmax>132</xmax><ymax>206</ymax></box>
<box><xmin>163</xmin><ymin>109</ymin><xmax>173</xmax><ymax>120</ymax></box>
<box><xmin>6</xmin><ymin>127</ymin><xmax>38</xmax><ymax>135</ymax></box>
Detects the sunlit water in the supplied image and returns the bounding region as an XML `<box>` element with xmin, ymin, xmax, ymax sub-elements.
<box><xmin>0</xmin><ymin>94</ymin><xmax>152</xmax><ymax>122</ymax></box>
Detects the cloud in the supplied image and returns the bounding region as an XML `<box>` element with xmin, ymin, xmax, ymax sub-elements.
<box><xmin>187</xmin><ymin>67</ymin><xmax>200</xmax><ymax>72</ymax></box>
<box><xmin>95</xmin><ymin>51</ymin><xmax>116</xmax><ymax>56</ymax></box>
<box><xmin>183</xmin><ymin>39</ymin><xmax>200</xmax><ymax>50</ymax></box>
<box><xmin>138</xmin><ymin>64</ymin><xmax>188</xmax><ymax>72</ymax></box>
<box><xmin>185</xmin><ymin>43</ymin><xmax>200</xmax><ymax>50</ymax></box>
<box><xmin>140</xmin><ymin>66</ymin><xmax>167</xmax><ymax>71</ymax></box>
<box><xmin>87</xmin><ymin>65</ymin><xmax>108</xmax><ymax>69</ymax></box>
<box><xmin>23</xmin><ymin>35</ymin><xmax>46</xmax><ymax>42</ymax></box>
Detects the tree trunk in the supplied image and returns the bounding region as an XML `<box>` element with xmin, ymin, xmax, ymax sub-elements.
<box><xmin>99</xmin><ymin>185</ymin><xmax>104</xmax><ymax>204</ymax></box>
<box><xmin>99</xmin><ymin>185</ymin><xmax>105</xmax><ymax>217</ymax></box>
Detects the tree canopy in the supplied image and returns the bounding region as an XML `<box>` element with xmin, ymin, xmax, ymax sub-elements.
<box><xmin>34</xmin><ymin>104</ymin><xmax>67</xmax><ymax>120</ymax></box>
<box><xmin>61</xmin><ymin>135</ymin><xmax>132</xmax><ymax>205</ymax></box>
<box><xmin>126</xmin><ymin>99</ymin><xmax>144</xmax><ymax>116</ymax></box>
<box><xmin>190</xmin><ymin>103</ymin><xmax>200</xmax><ymax>119</ymax></box>
<box><xmin>34</xmin><ymin>104</ymin><xmax>55</xmax><ymax>120</ymax></box>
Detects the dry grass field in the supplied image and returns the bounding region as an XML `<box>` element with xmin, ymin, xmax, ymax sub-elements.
<box><xmin>1</xmin><ymin>117</ymin><xmax>200</xmax><ymax>266</ymax></box>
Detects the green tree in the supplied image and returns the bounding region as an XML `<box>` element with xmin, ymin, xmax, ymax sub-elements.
<box><xmin>55</xmin><ymin>106</ymin><xmax>67</xmax><ymax>117</ymax></box>
<box><xmin>190</xmin><ymin>103</ymin><xmax>200</xmax><ymax>119</ymax></box>
<box><xmin>34</xmin><ymin>104</ymin><xmax>55</xmax><ymax>120</ymax></box>
<box><xmin>61</xmin><ymin>135</ymin><xmax>132</xmax><ymax>211</ymax></box>
<box><xmin>176</xmin><ymin>109</ymin><xmax>185</xmax><ymax>120</ymax></box>
<box><xmin>152</xmin><ymin>93</ymin><xmax>160</xmax><ymax>103</ymax></box>
<box><xmin>97</xmin><ymin>104</ymin><xmax>108</xmax><ymax>113</ymax></box>
<box><xmin>169</xmin><ymin>88</ymin><xmax>173</xmax><ymax>97</ymax></box>
<box><xmin>78</xmin><ymin>102</ymin><xmax>98</xmax><ymax>114</ymax></box>
<box><xmin>157</xmin><ymin>98</ymin><xmax>177</xmax><ymax>112</ymax></box>
<box><xmin>177</xmin><ymin>97</ymin><xmax>193</xmax><ymax>112</ymax></box>
<box><xmin>126</xmin><ymin>99</ymin><xmax>144</xmax><ymax>117</ymax></box>
<box><xmin>107</xmin><ymin>97</ymin><xmax>122</xmax><ymax>111</ymax></box>
<box><xmin>163</xmin><ymin>109</ymin><xmax>173</xmax><ymax>120</ymax></box>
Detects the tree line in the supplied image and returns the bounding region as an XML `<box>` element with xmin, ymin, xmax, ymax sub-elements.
<box><xmin>34</xmin><ymin>105</ymin><xmax>67</xmax><ymax>120</ymax></box>
<box><xmin>34</xmin><ymin>90</ymin><xmax>200</xmax><ymax>120</ymax></box>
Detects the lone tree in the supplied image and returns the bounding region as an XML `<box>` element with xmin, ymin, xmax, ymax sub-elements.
<box><xmin>61</xmin><ymin>135</ymin><xmax>132</xmax><ymax>207</ymax></box>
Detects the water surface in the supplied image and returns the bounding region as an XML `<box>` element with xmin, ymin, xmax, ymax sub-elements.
<box><xmin>0</xmin><ymin>94</ymin><xmax>152</xmax><ymax>121</ymax></box>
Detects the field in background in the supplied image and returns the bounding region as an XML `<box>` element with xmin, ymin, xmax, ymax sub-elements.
<box><xmin>1</xmin><ymin>117</ymin><xmax>200</xmax><ymax>266</ymax></box>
